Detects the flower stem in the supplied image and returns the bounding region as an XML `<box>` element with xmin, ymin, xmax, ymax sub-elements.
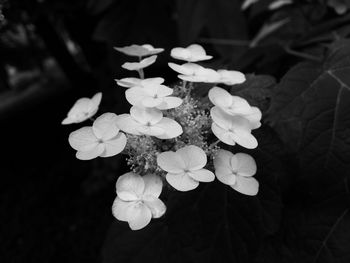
<box><xmin>138</xmin><ymin>69</ymin><xmax>145</xmax><ymax>79</ymax></box>
<box><xmin>210</xmin><ymin>139</ymin><xmax>221</xmax><ymax>148</ymax></box>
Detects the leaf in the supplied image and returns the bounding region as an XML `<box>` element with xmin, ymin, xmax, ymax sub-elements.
<box><xmin>257</xmin><ymin>179</ymin><xmax>350</xmax><ymax>263</ymax></box>
<box><xmin>267</xmin><ymin>39</ymin><xmax>350</xmax><ymax>189</ymax></box>
<box><xmin>230</xmin><ymin>74</ymin><xmax>276</xmax><ymax>113</ymax></box>
<box><xmin>102</xmin><ymin>127</ymin><xmax>285</xmax><ymax>263</ymax></box>
<box><xmin>176</xmin><ymin>0</ymin><xmax>248</xmax><ymax>59</ymax></box>
<box><xmin>249</xmin><ymin>39</ymin><xmax>350</xmax><ymax>263</ymax></box>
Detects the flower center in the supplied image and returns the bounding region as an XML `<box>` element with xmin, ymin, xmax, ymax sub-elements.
<box><xmin>146</xmin><ymin>121</ymin><xmax>152</xmax><ymax>126</ymax></box>
<box><xmin>153</xmin><ymin>94</ymin><xmax>158</xmax><ymax>99</ymax></box>
<box><xmin>98</xmin><ymin>139</ymin><xmax>104</xmax><ymax>143</ymax></box>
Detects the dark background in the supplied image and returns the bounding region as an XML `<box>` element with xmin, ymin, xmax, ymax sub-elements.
<box><xmin>1</xmin><ymin>0</ymin><xmax>350</xmax><ymax>262</ymax></box>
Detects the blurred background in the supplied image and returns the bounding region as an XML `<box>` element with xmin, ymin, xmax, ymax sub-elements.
<box><xmin>1</xmin><ymin>0</ymin><xmax>350</xmax><ymax>262</ymax></box>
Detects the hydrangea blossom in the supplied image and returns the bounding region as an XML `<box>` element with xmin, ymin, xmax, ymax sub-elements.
<box><xmin>68</xmin><ymin>113</ymin><xmax>127</xmax><ymax>160</ymax></box>
<box><xmin>112</xmin><ymin>172</ymin><xmax>166</xmax><ymax>230</ymax></box>
<box><xmin>157</xmin><ymin>145</ymin><xmax>215</xmax><ymax>191</ymax></box>
<box><xmin>115</xmin><ymin>44</ymin><xmax>164</xmax><ymax>57</ymax></box>
<box><xmin>209</xmin><ymin>87</ymin><xmax>261</xmax><ymax>129</ymax></box>
<box><xmin>125</xmin><ymin>83</ymin><xmax>182</xmax><ymax>110</ymax></box>
<box><xmin>122</xmin><ymin>55</ymin><xmax>157</xmax><ymax>71</ymax></box>
<box><xmin>168</xmin><ymin>62</ymin><xmax>220</xmax><ymax>83</ymax></box>
<box><xmin>116</xmin><ymin>106</ymin><xmax>183</xmax><ymax>139</ymax></box>
<box><xmin>115</xmin><ymin>77</ymin><xmax>164</xmax><ymax>88</ymax></box>
<box><xmin>62</xmin><ymin>92</ymin><xmax>102</xmax><ymax>125</ymax></box>
<box><xmin>170</xmin><ymin>44</ymin><xmax>213</xmax><ymax>62</ymax></box>
<box><xmin>64</xmin><ymin>42</ymin><xmax>264</xmax><ymax>231</ymax></box>
<box><xmin>214</xmin><ymin>150</ymin><xmax>259</xmax><ymax>196</ymax></box>
<box><xmin>211</xmin><ymin>107</ymin><xmax>258</xmax><ymax>149</ymax></box>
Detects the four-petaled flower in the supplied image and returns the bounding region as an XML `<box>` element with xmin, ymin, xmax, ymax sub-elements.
<box><xmin>68</xmin><ymin>113</ymin><xmax>127</xmax><ymax>160</ymax></box>
<box><xmin>115</xmin><ymin>44</ymin><xmax>164</xmax><ymax>57</ymax></box>
<box><xmin>122</xmin><ymin>55</ymin><xmax>157</xmax><ymax>71</ymax></box>
<box><xmin>157</xmin><ymin>145</ymin><xmax>215</xmax><ymax>191</ymax></box>
<box><xmin>209</xmin><ymin>87</ymin><xmax>261</xmax><ymax>129</ymax></box>
<box><xmin>168</xmin><ymin>62</ymin><xmax>220</xmax><ymax>83</ymax></box>
<box><xmin>62</xmin><ymin>92</ymin><xmax>102</xmax><ymax>125</ymax></box>
<box><xmin>217</xmin><ymin>69</ymin><xmax>246</xmax><ymax>85</ymax></box>
<box><xmin>170</xmin><ymin>44</ymin><xmax>212</xmax><ymax>62</ymax></box>
<box><xmin>112</xmin><ymin>172</ymin><xmax>166</xmax><ymax>230</ymax></box>
<box><xmin>214</xmin><ymin>150</ymin><xmax>259</xmax><ymax>196</ymax></box>
<box><xmin>211</xmin><ymin>107</ymin><xmax>258</xmax><ymax>149</ymax></box>
<box><xmin>125</xmin><ymin>83</ymin><xmax>182</xmax><ymax>110</ymax></box>
<box><xmin>115</xmin><ymin>77</ymin><xmax>164</xmax><ymax>88</ymax></box>
<box><xmin>116</xmin><ymin>106</ymin><xmax>183</xmax><ymax>139</ymax></box>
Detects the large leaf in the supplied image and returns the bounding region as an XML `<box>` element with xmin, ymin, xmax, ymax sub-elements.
<box><xmin>267</xmin><ymin>39</ymin><xmax>350</xmax><ymax>188</ymax></box>
<box><xmin>260</xmin><ymin>39</ymin><xmax>350</xmax><ymax>263</ymax></box>
<box><xmin>102</xmin><ymin>126</ymin><xmax>285</xmax><ymax>263</ymax></box>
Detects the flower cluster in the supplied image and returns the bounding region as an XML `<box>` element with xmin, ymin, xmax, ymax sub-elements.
<box><xmin>62</xmin><ymin>43</ymin><xmax>262</xmax><ymax>230</ymax></box>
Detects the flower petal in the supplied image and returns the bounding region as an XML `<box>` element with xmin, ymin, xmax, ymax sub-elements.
<box><xmin>214</xmin><ymin>150</ymin><xmax>237</xmax><ymax>185</ymax></box>
<box><xmin>232</xmin><ymin>176</ymin><xmax>259</xmax><ymax>196</ymax></box>
<box><xmin>130</xmin><ymin>106</ymin><xmax>163</xmax><ymax>125</ymax></box>
<box><xmin>166</xmin><ymin>172</ymin><xmax>199</xmax><ymax>191</ymax></box>
<box><xmin>116</xmin><ymin>172</ymin><xmax>145</xmax><ymax>201</ymax></box>
<box><xmin>111</xmin><ymin>197</ymin><xmax>133</xmax><ymax>221</ymax></box>
<box><xmin>156</xmin><ymin>97</ymin><xmax>183</xmax><ymax>110</ymax></box>
<box><xmin>242</xmin><ymin>107</ymin><xmax>262</xmax><ymax>129</ymax></box>
<box><xmin>141</xmin><ymin>97</ymin><xmax>163</xmax><ymax>108</ymax></box>
<box><xmin>188</xmin><ymin>169</ymin><xmax>215</xmax><ymax>182</ymax></box>
<box><xmin>137</xmin><ymin>125</ymin><xmax>165</xmax><ymax>136</ymax></box>
<box><xmin>76</xmin><ymin>144</ymin><xmax>105</xmax><ymax>160</ymax></box>
<box><xmin>210</xmin><ymin>106</ymin><xmax>232</xmax><ymax>130</ymax></box>
<box><xmin>90</xmin><ymin>92</ymin><xmax>102</xmax><ymax>110</ymax></box>
<box><xmin>176</xmin><ymin>145</ymin><xmax>207</xmax><ymax>170</ymax></box>
<box><xmin>211</xmin><ymin>122</ymin><xmax>236</xmax><ymax>146</ymax></box>
<box><xmin>208</xmin><ymin>87</ymin><xmax>232</xmax><ymax>108</ymax></box>
<box><xmin>187</xmin><ymin>44</ymin><xmax>213</xmax><ymax>62</ymax></box>
<box><xmin>69</xmin><ymin>127</ymin><xmax>98</xmax><ymax>151</ymax></box>
<box><xmin>115</xmin><ymin>77</ymin><xmax>142</xmax><ymax>88</ymax></box>
<box><xmin>157</xmin><ymin>151</ymin><xmax>186</xmax><ymax>173</ymax></box>
<box><xmin>127</xmin><ymin>203</ymin><xmax>152</xmax><ymax>230</ymax></box>
<box><xmin>92</xmin><ymin>113</ymin><xmax>119</xmax><ymax>140</ymax></box>
<box><xmin>234</xmin><ymin>153</ymin><xmax>257</xmax><ymax>177</ymax></box>
<box><xmin>154</xmin><ymin>118</ymin><xmax>183</xmax><ymax>139</ymax></box>
<box><xmin>168</xmin><ymin>62</ymin><xmax>201</xmax><ymax>75</ymax></box>
<box><xmin>125</xmin><ymin>87</ymin><xmax>148</xmax><ymax>106</ymax></box>
<box><xmin>217</xmin><ymin>69</ymin><xmax>246</xmax><ymax>85</ymax></box>
<box><xmin>142</xmin><ymin>174</ymin><xmax>163</xmax><ymax>198</ymax></box>
<box><xmin>100</xmin><ymin>133</ymin><xmax>127</xmax><ymax>157</ymax></box>
<box><xmin>122</xmin><ymin>55</ymin><xmax>157</xmax><ymax>71</ymax></box>
<box><xmin>142</xmin><ymin>195</ymin><xmax>166</xmax><ymax>218</ymax></box>
<box><xmin>114</xmin><ymin>44</ymin><xmax>150</xmax><ymax>57</ymax></box>
<box><xmin>115</xmin><ymin>114</ymin><xmax>142</xmax><ymax>135</ymax></box>
<box><xmin>230</xmin><ymin>130</ymin><xmax>258</xmax><ymax>149</ymax></box>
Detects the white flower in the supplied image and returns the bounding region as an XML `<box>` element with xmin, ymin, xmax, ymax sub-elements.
<box><xmin>209</xmin><ymin>87</ymin><xmax>261</xmax><ymax>129</ymax></box>
<box><xmin>115</xmin><ymin>77</ymin><xmax>164</xmax><ymax>88</ymax></box>
<box><xmin>122</xmin><ymin>55</ymin><xmax>157</xmax><ymax>71</ymax></box>
<box><xmin>214</xmin><ymin>150</ymin><xmax>259</xmax><ymax>196</ymax></box>
<box><xmin>168</xmin><ymin>62</ymin><xmax>220</xmax><ymax>83</ymax></box>
<box><xmin>217</xmin><ymin>69</ymin><xmax>246</xmax><ymax>85</ymax></box>
<box><xmin>62</xmin><ymin>92</ymin><xmax>102</xmax><ymax>125</ymax></box>
<box><xmin>125</xmin><ymin>83</ymin><xmax>182</xmax><ymax>110</ymax></box>
<box><xmin>68</xmin><ymin>113</ymin><xmax>127</xmax><ymax>160</ymax></box>
<box><xmin>114</xmin><ymin>44</ymin><xmax>164</xmax><ymax>57</ymax></box>
<box><xmin>116</xmin><ymin>106</ymin><xmax>183</xmax><ymax>139</ymax></box>
<box><xmin>170</xmin><ymin>44</ymin><xmax>212</xmax><ymax>62</ymax></box>
<box><xmin>157</xmin><ymin>145</ymin><xmax>215</xmax><ymax>191</ymax></box>
<box><xmin>210</xmin><ymin>107</ymin><xmax>258</xmax><ymax>149</ymax></box>
<box><xmin>112</xmin><ymin>173</ymin><xmax>166</xmax><ymax>230</ymax></box>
